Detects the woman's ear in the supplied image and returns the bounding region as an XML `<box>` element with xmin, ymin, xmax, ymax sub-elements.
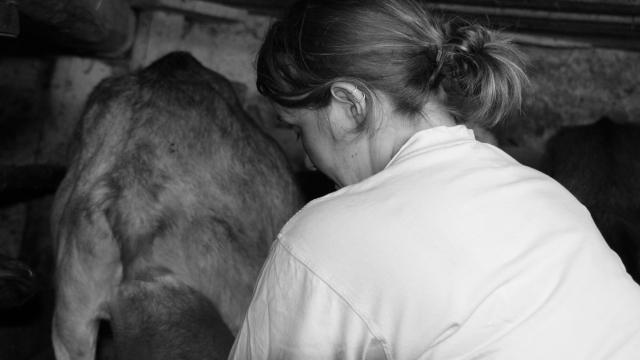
<box><xmin>329</xmin><ymin>82</ymin><xmax>367</xmax><ymax>127</ymax></box>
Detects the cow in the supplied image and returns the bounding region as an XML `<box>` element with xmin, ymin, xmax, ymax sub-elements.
<box><xmin>51</xmin><ymin>52</ymin><xmax>303</xmax><ymax>360</ymax></box>
<box><xmin>541</xmin><ymin>117</ymin><xmax>640</xmax><ymax>283</ymax></box>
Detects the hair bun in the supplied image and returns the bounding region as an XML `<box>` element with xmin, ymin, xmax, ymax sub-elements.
<box><xmin>439</xmin><ymin>21</ymin><xmax>528</xmax><ymax>127</ymax></box>
<box><xmin>446</xmin><ymin>22</ymin><xmax>491</xmax><ymax>54</ymax></box>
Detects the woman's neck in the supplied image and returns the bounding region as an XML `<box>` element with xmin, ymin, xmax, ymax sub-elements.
<box><xmin>370</xmin><ymin>99</ymin><xmax>456</xmax><ymax>172</ymax></box>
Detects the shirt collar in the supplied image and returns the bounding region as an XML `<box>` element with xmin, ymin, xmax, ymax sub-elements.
<box><xmin>384</xmin><ymin>125</ymin><xmax>476</xmax><ymax>170</ymax></box>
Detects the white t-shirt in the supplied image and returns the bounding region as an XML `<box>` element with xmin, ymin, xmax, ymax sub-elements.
<box><xmin>229</xmin><ymin>125</ymin><xmax>640</xmax><ymax>359</ymax></box>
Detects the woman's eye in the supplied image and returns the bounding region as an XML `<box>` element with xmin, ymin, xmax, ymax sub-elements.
<box><xmin>275</xmin><ymin>116</ymin><xmax>302</xmax><ymax>140</ymax></box>
<box><xmin>288</xmin><ymin>125</ymin><xmax>302</xmax><ymax>141</ymax></box>
<box><xmin>275</xmin><ymin>116</ymin><xmax>292</xmax><ymax>129</ymax></box>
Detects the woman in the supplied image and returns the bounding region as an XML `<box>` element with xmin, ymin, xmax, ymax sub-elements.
<box><xmin>230</xmin><ymin>0</ymin><xmax>640</xmax><ymax>358</ymax></box>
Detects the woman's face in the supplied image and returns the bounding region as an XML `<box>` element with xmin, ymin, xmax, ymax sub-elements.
<box><xmin>274</xmin><ymin>105</ymin><xmax>371</xmax><ymax>188</ymax></box>
<box><xmin>273</xmin><ymin>88</ymin><xmax>456</xmax><ymax>189</ymax></box>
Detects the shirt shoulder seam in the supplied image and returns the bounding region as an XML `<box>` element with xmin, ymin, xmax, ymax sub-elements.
<box><xmin>276</xmin><ymin>237</ymin><xmax>393</xmax><ymax>360</ymax></box>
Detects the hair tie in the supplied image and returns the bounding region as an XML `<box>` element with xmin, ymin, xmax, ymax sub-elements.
<box><xmin>427</xmin><ymin>47</ymin><xmax>446</xmax><ymax>89</ymax></box>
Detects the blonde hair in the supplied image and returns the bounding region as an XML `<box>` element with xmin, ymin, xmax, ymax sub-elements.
<box><xmin>257</xmin><ymin>0</ymin><xmax>528</xmax><ymax>127</ymax></box>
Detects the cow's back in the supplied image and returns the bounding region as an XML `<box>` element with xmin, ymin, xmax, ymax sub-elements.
<box><xmin>51</xmin><ymin>52</ymin><xmax>302</xmax><ymax>360</ymax></box>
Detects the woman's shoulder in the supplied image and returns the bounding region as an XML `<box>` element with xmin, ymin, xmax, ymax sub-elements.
<box><xmin>278</xmin><ymin>186</ymin><xmax>364</xmax><ymax>246</ymax></box>
<box><xmin>276</xmin><ymin>175</ymin><xmax>408</xmax><ymax>267</ymax></box>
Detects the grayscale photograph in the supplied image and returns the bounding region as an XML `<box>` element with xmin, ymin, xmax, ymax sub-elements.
<box><xmin>0</xmin><ymin>0</ymin><xmax>639</xmax><ymax>359</ymax></box>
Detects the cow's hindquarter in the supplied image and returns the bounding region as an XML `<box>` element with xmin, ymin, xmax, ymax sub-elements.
<box><xmin>52</xmin><ymin>192</ymin><xmax>123</xmax><ymax>360</ymax></box>
<box><xmin>51</xmin><ymin>52</ymin><xmax>304</xmax><ymax>360</ymax></box>
<box><xmin>109</xmin><ymin>275</ymin><xmax>234</xmax><ymax>360</ymax></box>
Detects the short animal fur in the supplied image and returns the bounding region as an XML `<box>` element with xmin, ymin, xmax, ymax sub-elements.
<box><xmin>541</xmin><ymin>117</ymin><xmax>640</xmax><ymax>283</ymax></box>
<box><xmin>51</xmin><ymin>52</ymin><xmax>303</xmax><ymax>360</ymax></box>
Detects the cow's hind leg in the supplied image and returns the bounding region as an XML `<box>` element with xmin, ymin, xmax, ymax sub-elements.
<box><xmin>52</xmin><ymin>212</ymin><xmax>121</xmax><ymax>360</ymax></box>
<box><xmin>109</xmin><ymin>275</ymin><xmax>234</xmax><ymax>360</ymax></box>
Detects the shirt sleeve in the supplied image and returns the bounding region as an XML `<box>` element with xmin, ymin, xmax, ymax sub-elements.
<box><xmin>228</xmin><ymin>240</ymin><xmax>388</xmax><ymax>360</ymax></box>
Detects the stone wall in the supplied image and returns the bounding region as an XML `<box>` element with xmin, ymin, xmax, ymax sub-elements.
<box><xmin>497</xmin><ymin>45</ymin><xmax>640</xmax><ymax>166</ymax></box>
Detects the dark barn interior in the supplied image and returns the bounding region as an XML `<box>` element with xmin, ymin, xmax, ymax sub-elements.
<box><xmin>1</xmin><ymin>0</ymin><xmax>639</xmax><ymax>359</ymax></box>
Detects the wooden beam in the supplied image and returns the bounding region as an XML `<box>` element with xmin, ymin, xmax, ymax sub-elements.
<box><xmin>421</xmin><ymin>1</ymin><xmax>640</xmax><ymax>51</ymax></box>
<box><xmin>0</xmin><ymin>0</ymin><xmax>20</xmax><ymax>38</ymax></box>
<box><xmin>132</xmin><ymin>0</ymin><xmax>250</xmax><ymax>22</ymax></box>
<box><xmin>196</xmin><ymin>0</ymin><xmax>640</xmax><ymax>17</ymax></box>
<box><xmin>184</xmin><ymin>0</ymin><xmax>640</xmax><ymax>51</ymax></box>
<box><xmin>15</xmin><ymin>0</ymin><xmax>135</xmax><ymax>56</ymax></box>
